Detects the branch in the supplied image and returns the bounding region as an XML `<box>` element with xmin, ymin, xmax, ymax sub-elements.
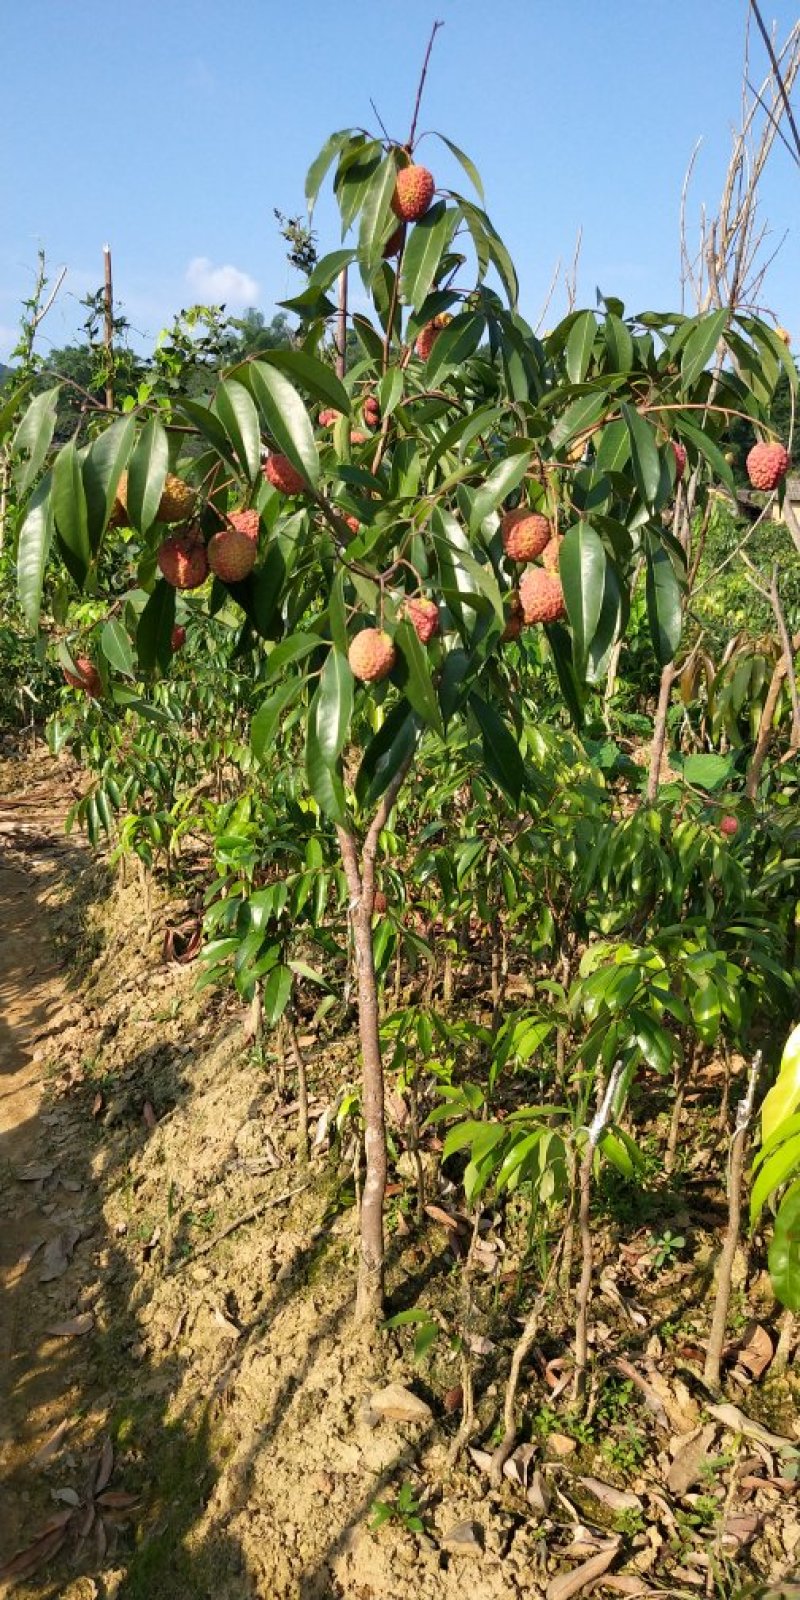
<box><xmin>749</xmin><ymin>1</ymin><xmax>800</xmax><ymax>162</ymax></box>
<box><xmin>407</xmin><ymin>21</ymin><xmax>444</xmax><ymax>151</ymax></box>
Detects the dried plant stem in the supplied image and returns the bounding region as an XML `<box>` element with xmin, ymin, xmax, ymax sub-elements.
<box><xmin>489</xmin><ymin>1242</ymin><xmax>563</xmax><ymax>1486</ymax></box>
<box><xmin>704</xmin><ymin>1053</ymin><xmax>761</xmax><ymax>1391</ymax></box>
<box><xmin>285</xmin><ymin>1010</ymin><xmax>309</xmax><ymax>1165</ymax></box>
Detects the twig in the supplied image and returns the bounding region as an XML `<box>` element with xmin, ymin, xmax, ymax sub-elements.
<box><xmin>703</xmin><ymin>1052</ymin><xmax>762</xmax><ymax>1390</ymax></box>
<box><xmin>489</xmin><ymin>1240</ymin><xmax>564</xmax><ymax>1486</ymax></box>
<box><xmin>407</xmin><ymin>21</ymin><xmax>444</xmax><ymax>152</ymax></box>
<box><xmin>574</xmin><ymin>1061</ymin><xmax>624</xmax><ymax>1405</ymax></box>
<box><xmin>166</xmin><ymin>1182</ymin><xmax>310</xmax><ymax>1274</ymax></box>
<box><xmin>748</xmin><ymin>1</ymin><xmax>800</xmax><ymax>163</ymax></box>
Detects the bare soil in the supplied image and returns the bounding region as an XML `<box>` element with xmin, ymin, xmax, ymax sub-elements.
<box><xmin>2</xmin><ymin>746</ymin><xmax>800</xmax><ymax>1599</ymax></box>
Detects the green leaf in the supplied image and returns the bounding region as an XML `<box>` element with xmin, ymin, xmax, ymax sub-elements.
<box><xmin>136</xmin><ymin>579</ymin><xmax>175</xmax><ymax>673</ymax></box>
<box><xmin>263</xmin><ymin>964</ymin><xmax>293</xmax><ymax>1027</ymax></box>
<box><xmin>251</xmin><ymin>679</ymin><xmax>304</xmax><ymax>760</ymax></box>
<box><xmin>399</xmin><ymin>202</ymin><xmax>458</xmax><ymax>312</ymax></box>
<box><xmin>305</xmin><ymin>129</ymin><xmax>353</xmax><ymax>216</ymax></box>
<box><xmin>762</xmin><ymin>1024</ymin><xmax>800</xmax><ymax>1146</ymax></box>
<box><xmin>12</xmin><ymin>386</ymin><xmax>60</xmax><ymax>496</ymax></box>
<box><xmin>436</xmin><ymin>134</ymin><xmax>484</xmax><ymax>201</ymax></box>
<box><xmin>603</xmin><ymin>314</ymin><xmax>634</xmax><ymax>372</ymax></box>
<box><xmin>359</xmin><ymin>151</ymin><xmax>400</xmax><ymax>274</ymax></box>
<box><xmin>247</xmin><ymin>362</ymin><xmax>319</xmax><ymax>489</ymax></box>
<box><xmin>769</xmin><ymin>1182</ymin><xmax>800</xmax><ymax>1311</ymax></box>
<box><xmin>468</xmin><ymin>450</ymin><xmax>531</xmax><ymax>533</ymax></box>
<box><xmin>378</xmin><ymin>368</ymin><xmax>403</xmax><ymax>419</ymax></box>
<box><xmin>671</xmin><ymin>414</ymin><xmax>734</xmax><ymax>492</ymax></box>
<box><xmin>752</xmin><ymin>1134</ymin><xmax>800</xmax><ymax>1228</ymax></box>
<box><xmin>681</xmin><ymin>308</ymin><xmax>728</xmax><ymax>389</ymax></box>
<box><xmin>259</xmin><ymin>349</ymin><xmax>350</xmax><ymax>418</ymax></box>
<box><xmin>100</xmin><ymin>619</ymin><xmax>135</xmax><ymax>678</ymax></box>
<box><xmin>560</xmin><ymin>521</ymin><xmax>607</xmax><ymax>675</ymax></box>
<box><xmin>180</xmin><ymin>397</ymin><xmax>238</xmax><ymax>465</ymax></box>
<box><xmin>355</xmin><ymin>700</ymin><xmax>419</xmax><ymax>807</ymax></box>
<box><xmin>620</xmin><ymin>402</ymin><xmax>660</xmax><ymax>506</ymax></box>
<box><xmin>52</xmin><ymin>439</ymin><xmax>90</xmax><ymax>580</ymax></box>
<box><xmin>682</xmin><ymin>752</ymin><xmax>733</xmax><ymax>791</ymax></box>
<box><xmin>335</xmin><ymin>141</ymin><xmax>383</xmax><ymax>236</ymax></box>
<box><xmin>306</xmin><ymin>714</ymin><xmax>347</xmax><ymax>823</ymax></box>
<box><xmin>314</xmin><ymin>648</ymin><xmax>354</xmax><ymax>766</ymax></box>
<box><xmin>394</xmin><ymin>620</ymin><xmax>443</xmax><ymax>735</ymax></box>
<box><xmin>565</xmin><ymin>311</ymin><xmax>597</xmax><ymax>383</ymax></box>
<box><xmin>645</xmin><ymin>537</ymin><xmax>682</xmax><ymax>665</ymax></box>
<box><xmin>0</xmin><ymin>375</ymin><xmax>35</xmax><ymax>441</ymax></box>
<box><xmin>425</xmin><ymin>312</ymin><xmax>486</xmax><ymax>380</ymax></box>
<box><xmin>265</xmin><ymin>631</ymin><xmax>321</xmax><ymax>680</ymax></box>
<box><xmin>214</xmin><ymin>378</ymin><xmax>262</xmax><ymax>482</ymax></box>
<box><xmin>82</xmin><ymin>414</ymin><xmax>136</xmax><ymax>553</ymax></box>
<box><xmin>470</xmin><ymin>694</ymin><xmax>524</xmax><ymax>804</ymax></box>
<box><xmin>550</xmin><ymin>390</ymin><xmax>609</xmax><ymax>451</ymax></box>
<box><xmin>16</xmin><ymin>473</ymin><xmax>54</xmax><ymax>631</ymax></box>
<box><xmin>126</xmin><ymin>416</ymin><xmax>169</xmax><ymax>533</ymax></box>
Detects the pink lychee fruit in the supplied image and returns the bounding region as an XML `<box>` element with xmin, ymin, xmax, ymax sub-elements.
<box><xmin>264</xmin><ymin>454</ymin><xmax>307</xmax><ymax>495</ymax></box>
<box><xmin>402</xmin><ymin>597</ymin><xmax>440</xmax><ymax>644</ymax></box>
<box><xmin>348</xmin><ymin>629</ymin><xmax>396</xmax><ymax>683</ymax></box>
<box><xmin>520</xmin><ymin>568</ymin><xmax>566</xmax><ymax>625</ymax></box>
<box><xmin>720</xmin><ymin>815</ymin><xmax>739</xmax><ymax>837</ymax></box>
<box><xmin>228</xmin><ymin>508</ymin><xmax>260</xmax><ymax>543</ymax></box>
<box><xmin>157</xmin><ymin>531</ymin><xmax>209</xmax><ymax>590</ymax></box>
<box><xmin>207</xmin><ymin>527</ymin><xmax>257</xmax><ymax>583</ymax></box>
<box><xmin>171</xmin><ymin>625</ymin><xmax>187</xmax><ymax>652</ymax></box>
<box><xmin>501</xmin><ymin>508</ymin><xmax>552</xmax><ymax>563</ymax></box>
<box><xmin>746</xmin><ymin>441</ymin><xmax>790</xmax><ymax>491</ymax></box>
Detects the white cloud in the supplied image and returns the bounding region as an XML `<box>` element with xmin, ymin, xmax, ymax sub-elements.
<box><xmin>185</xmin><ymin>257</ymin><xmax>259</xmax><ymax>307</ymax></box>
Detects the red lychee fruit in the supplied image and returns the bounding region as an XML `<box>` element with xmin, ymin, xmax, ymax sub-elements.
<box><xmin>501</xmin><ymin>508</ymin><xmax>552</xmax><ymax>563</ymax></box>
<box><xmin>541</xmin><ymin>534</ymin><xmax>562</xmax><ymax>574</ymax></box>
<box><xmin>391</xmin><ymin>164</ymin><xmax>435</xmax><ymax>222</ymax></box>
<box><xmin>746</xmin><ymin>441</ymin><xmax>790</xmax><ymax>491</ymax></box>
<box><xmin>207</xmin><ymin>527</ymin><xmax>257</xmax><ymax>583</ymax></box>
<box><xmin>350</xmin><ymin>429</ymin><xmax>368</xmax><ymax>446</ymax></box>
<box><xmin>228</xmin><ymin>508</ymin><xmax>260</xmax><ymax>543</ymax></box>
<box><xmin>720</xmin><ymin>815</ymin><xmax>739</xmax><ymax>837</ymax></box>
<box><xmin>157</xmin><ymin>531</ymin><xmax>209</xmax><ymax>590</ymax></box>
<box><xmin>171</xmin><ymin>625</ymin><xmax>187</xmax><ymax>652</ymax></box>
<box><xmin>264</xmin><ymin>454</ymin><xmax>307</xmax><ymax>495</ymax></box>
<box><xmin>63</xmin><ymin>655</ymin><xmax>102</xmax><ymax>697</ymax></box>
<box><xmin>363</xmin><ymin>396</ymin><xmax>381</xmax><ymax>429</ymax></box>
<box><xmin>402</xmin><ymin>596</ymin><xmax>440</xmax><ymax>644</ymax></box>
<box><xmin>348</xmin><ymin>629</ymin><xmax>396</xmax><ymax>683</ymax></box>
<box><xmin>520</xmin><ymin>568</ymin><xmax>566</xmax><ymax>625</ymax></box>
<box><xmin>319</xmin><ymin>409</ymin><xmax>342</xmax><ymax>428</ymax></box>
<box><xmin>373</xmin><ymin>890</ymin><xmax>388</xmax><ymax>914</ymax></box>
<box><xmin>500</xmin><ymin>592</ymin><xmax>524</xmax><ymax>643</ymax></box>
<box><xmin>672</xmin><ymin>441</ymin><xmax>687</xmax><ymax>480</ymax></box>
<box><xmin>343</xmin><ymin>515</ymin><xmax>360</xmax><ymax>536</ymax></box>
<box><xmin>383</xmin><ymin>224</ymin><xmax>405</xmax><ymax>258</ymax></box>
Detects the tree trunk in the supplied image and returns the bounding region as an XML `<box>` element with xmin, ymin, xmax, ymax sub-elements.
<box><xmin>646</xmin><ymin>662</ymin><xmax>675</xmax><ymax>804</ymax></box>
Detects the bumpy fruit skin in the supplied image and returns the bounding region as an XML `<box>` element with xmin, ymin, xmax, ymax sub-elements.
<box><xmin>746</xmin><ymin>441</ymin><xmax>790</xmax><ymax>491</ymax></box>
<box><xmin>157</xmin><ymin>531</ymin><xmax>209</xmax><ymax>590</ymax></box>
<box><xmin>171</xmin><ymin>625</ymin><xmax>186</xmax><ymax>652</ymax></box>
<box><xmin>207</xmin><ymin>527</ymin><xmax>257</xmax><ymax>583</ymax></box>
<box><xmin>63</xmin><ymin>655</ymin><xmax>102</xmax><ymax>697</ymax></box>
<box><xmin>500</xmin><ymin>592</ymin><xmax>524</xmax><ymax>643</ymax></box>
<box><xmin>672</xmin><ymin>441</ymin><xmax>687</xmax><ymax>480</ymax></box>
<box><xmin>415</xmin><ymin>313</ymin><xmax>450</xmax><ymax>361</ymax></box>
<box><xmin>520</xmin><ymin>568</ymin><xmax>566</xmax><ymax>625</ymax></box>
<box><xmin>402</xmin><ymin>596</ymin><xmax>440</xmax><ymax>643</ymax></box>
<box><xmin>228</xmin><ymin>508</ymin><xmax>260</xmax><ymax>543</ymax></box>
<box><xmin>391</xmin><ymin>164</ymin><xmax>435</xmax><ymax>222</ymax></box>
<box><xmin>720</xmin><ymin>815</ymin><xmax>739</xmax><ymax>837</ymax></box>
<box><xmin>350</xmin><ymin>429</ymin><xmax>368</xmax><ymax>445</ymax></box>
<box><xmin>157</xmin><ymin>474</ymin><xmax>197</xmax><ymax>525</ymax></box>
<box><xmin>363</xmin><ymin>396</ymin><xmax>381</xmax><ymax>429</ymax></box>
<box><xmin>542</xmin><ymin>534</ymin><xmax>562</xmax><ymax>574</ymax></box>
<box><xmin>318</xmin><ymin>409</ymin><xmax>341</xmax><ymax>428</ymax></box>
<box><xmin>265</xmin><ymin>454</ymin><xmax>306</xmax><ymax>495</ymax></box>
<box><xmin>348</xmin><ymin>629</ymin><xmax>396</xmax><ymax>683</ymax></box>
<box><xmin>501</xmin><ymin>508</ymin><xmax>552</xmax><ymax>563</ymax></box>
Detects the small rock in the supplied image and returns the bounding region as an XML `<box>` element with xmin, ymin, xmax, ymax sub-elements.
<box><xmin>369</xmin><ymin>1383</ymin><xmax>432</xmax><ymax>1424</ymax></box>
<box><xmin>441</xmin><ymin>1520</ymin><xmax>484</xmax><ymax>1557</ymax></box>
<box><xmin>545</xmin><ymin>1432</ymin><xmax>577</xmax><ymax>1458</ymax></box>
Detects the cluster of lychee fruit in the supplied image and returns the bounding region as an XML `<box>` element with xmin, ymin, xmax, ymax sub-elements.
<box><xmin>501</xmin><ymin>506</ymin><xmax>566</xmax><ymax>626</ymax></box>
<box><xmin>347</xmin><ymin>594</ymin><xmax>442</xmax><ymax>683</ymax></box>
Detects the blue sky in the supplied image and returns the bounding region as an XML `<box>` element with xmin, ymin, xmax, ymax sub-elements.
<box><xmin>2</xmin><ymin>0</ymin><xmax>798</xmax><ymax>364</ymax></box>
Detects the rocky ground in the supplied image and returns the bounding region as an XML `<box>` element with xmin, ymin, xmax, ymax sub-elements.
<box><xmin>2</xmin><ymin>745</ymin><xmax>800</xmax><ymax>1600</ymax></box>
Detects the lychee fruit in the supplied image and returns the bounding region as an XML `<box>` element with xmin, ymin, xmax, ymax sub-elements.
<box><xmin>157</xmin><ymin>474</ymin><xmax>197</xmax><ymax>524</ymax></box>
<box><xmin>157</xmin><ymin>531</ymin><xmax>209</xmax><ymax>590</ymax></box>
<box><xmin>343</xmin><ymin>514</ymin><xmax>360</xmax><ymax>536</ymax></box>
<box><xmin>500</xmin><ymin>592</ymin><xmax>524</xmax><ymax>643</ymax></box>
<box><xmin>348</xmin><ymin>629</ymin><xmax>396</xmax><ymax>683</ymax></box>
<box><xmin>401</xmin><ymin>596</ymin><xmax>440</xmax><ymax>644</ymax></box>
<box><xmin>350</xmin><ymin>429</ymin><xmax>368</xmax><ymax>446</ymax></box>
<box><xmin>746</xmin><ymin>441</ymin><xmax>790</xmax><ymax>491</ymax></box>
<box><xmin>363</xmin><ymin>396</ymin><xmax>381</xmax><ymax>429</ymax></box>
<box><xmin>383</xmin><ymin>224</ymin><xmax>405</xmax><ymax>258</ymax></box>
<box><xmin>391</xmin><ymin>164</ymin><xmax>435</xmax><ymax>222</ymax></box>
<box><xmin>319</xmin><ymin>409</ymin><xmax>342</xmax><ymax>428</ymax></box>
<box><xmin>501</xmin><ymin>508</ymin><xmax>552</xmax><ymax>563</ymax></box>
<box><xmin>520</xmin><ymin>568</ymin><xmax>566</xmax><ymax>625</ymax></box>
<box><xmin>415</xmin><ymin>313</ymin><xmax>451</xmax><ymax>361</ymax></box>
<box><xmin>264</xmin><ymin>454</ymin><xmax>307</xmax><ymax>495</ymax></box>
<box><xmin>720</xmin><ymin>815</ymin><xmax>739</xmax><ymax>837</ymax></box>
<box><xmin>171</xmin><ymin>625</ymin><xmax>187</xmax><ymax>652</ymax></box>
<box><xmin>541</xmin><ymin>534</ymin><xmax>562</xmax><ymax>574</ymax></box>
<box><xmin>108</xmin><ymin>471</ymin><xmax>129</xmax><ymax>528</ymax></box>
<box><xmin>228</xmin><ymin>508</ymin><xmax>260</xmax><ymax>543</ymax></box>
<box><xmin>672</xmin><ymin>441</ymin><xmax>687</xmax><ymax>480</ymax></box>
<box><xmin>63</xmin><ymin>655</ymin><xmax>102</xmax><ymax>697</ymax></box>
<box><xmin>373</xmin><ymin>890</ymin><xmax>388</xmax><ymax>914</ymax></box>
<box><xmin>207</xmin><ymin>527</ymin><xmax>257</xmax><ymax>583</ymax></box>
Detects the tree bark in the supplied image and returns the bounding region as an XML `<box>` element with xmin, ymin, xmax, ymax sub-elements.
<box><xmin>646</xmin><ymin>662</ymin><xmax>676</xmax><ymax>804</ymax></box>
<box><xmin>704</xmin><ymin>1055</ymin><xmax>760</xmax><ymax>1391</ymax></box>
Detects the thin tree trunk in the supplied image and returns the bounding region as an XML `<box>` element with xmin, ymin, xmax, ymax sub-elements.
<box><xmin>335</xmin><ymin>268</ymin><xmax>348</xmax><ymax>381</ymax></box>
<box><xmin>646</xmin><ymin>662</ymin><xmax>676</xmax><ymax>804</ymax></box>
<box><xmin>286</xmin><ymin>1009</ymin><xmax>309</xmax><ymax>1165</ymax></box>
<box><xmin>573</xmin><ymin>1138</ymin><xmax>594</xmax><ymax>1405</ymax></box>
<box><xmin>704</xmin><ymin>1054</ymin><xmax>761</xmax><ymax>1391</ymax></box>
<box><xmin>665</xmin><ymin>1056</ymin><xmax>688</xmax><ymax>1175</ymax></box>
<box><xmin>103</xmin><ymin>244</ymin><xmax>114</xmax><ymax>411</ymax></box>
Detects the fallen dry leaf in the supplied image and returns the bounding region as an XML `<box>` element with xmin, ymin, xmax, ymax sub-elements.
<box><xmin>731</xmin><ymin>1321</ymin><xmax>774</xmax><ymax>1383</ymax></box>
<box><xmin>369</xmin><ymin>1383</ymin><xmax>432</xmax><ymax>1424</ymax></box>
<box><xmin>577</xmin><ymin>1476</ymin><xmax>642</xmax><ymax>1512</ymax></box>
<box><xmin>94</xmin><ymin>1437</ymin><xmax>114</xmax><ymax>1496</ymax></box>
<box><xmin>39</xmin><ymin>1224</ymin><xmax>82</xmax><ymax>1283</ymax></box>
<box><xmin>709</xmin><ymin>1401</ymin><xmax>798</xmax><ymax>1454</ymax></box>
<box><xmin>45</xmin><ymin>1313</ymin><xmax>94</xmax><ymax>1338</ymax></box>
<box><xmin>30</xmin><ymin>1419</ymin><xmax>70</xmax><ymax>1465</ymax></box>
<box><xmin>142</xmin><ymin>1100</ymin><xmax>157</xmax><ymax>1130</ymax></box>
<box><xmin>424</xmin><ymin>1203</ymin><xmax>460</xmax><ymax>1231</ymax></box>
<box><xmin>667</xmin><ymin>1423</ymin><xmax>718</xmax><ymax>1496</ymax></box>
<box><xmin>546</xmin><ymin>1538</ymin><xmax>620</xmax><ymax>1600</ymax></box>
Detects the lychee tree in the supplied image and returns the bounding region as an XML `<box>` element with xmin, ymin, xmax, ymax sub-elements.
<box><xmin>10</xmin><ymin>95</ymin><xmax>794</xmax><ymax>1319</ymax></box>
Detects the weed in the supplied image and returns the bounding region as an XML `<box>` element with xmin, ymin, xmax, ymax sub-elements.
<box><xmin>369</xmin><ymin>1481</ymin><xmax>426</xmax><ymax>1535</ymax></box>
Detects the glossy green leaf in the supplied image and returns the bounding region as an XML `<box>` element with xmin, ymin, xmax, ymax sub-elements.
<box><xmin>425</xmin><ymin>312</ymin><xmax>486</xmax><ymax>380</ymax></box>
<box><xmin>436</xmin><ymin>134</ymin><xmax>484</xmax><ymax>200</ymax></box>
<box><xmin>751</xmin><ymin>1133</ymin><xmax>800</xmax><ymax>1228</ymax></box>
<box><xmin>305</xmin><ymin>130</ymin><xmax>353</xmax><ymax>215</ymax></box>
<box><xmin>565</xmin><ymin>311</ymin><xmax>597</xmax><ymax>383</ymax></box>
<box><xmin>355</xmin><ymin>700</ymin><xmax>418</xmax><ymax>807</ymax></box>
<box><xmin>315</xmin><ymin>648</ymin><xmax>354</xmax><ymax>766</ymax></box>
<box><xmin>0</xmin><ymin>375</ymin><xmax>35</xmax><ymax>441</ymax></box>
<box><xmin>265</xmin><ymin>631</ymin><xmax>321</xmax><ymax>681</ymax></box>
<box><xmin>247</xmin><ymin>362</ymin><xmax>319</xmax><ymax>489</ymax></box>
<box><xmin>768</xmin><ymin>1182</ymin><xmax>800</xmax><ymax>1311</ymax></box>
<box><xmin>468</xmin><ymin>449</ymin><xmax>531</xmax><ymax>532</ymax></box>
<box><xmin>394</xmin><ymin>620</ymin><xmax>443</xmax><ymax>735</ymax></box>
<box><xmin>136</xmin><ymin>579</ymin><xmax>175</xmax><ymax>673</ymax></box>
<box><xmin>399</xmin><ymin>201</ymin><xmax>458</xmax><ymax>312</ymax></box>
<box><xmin>603</xmin><ymin>314</ymin><xmax>634</xmax><ymax>372</ymax></box>
<box><xmin>100</xmin><ymin>619</ymin><xmax>135</xmax><ymax>678</ymax></box>
<box><xmin>263</xmin><ymin>964</ymin><xmax>293</xmax><ymax>1027</ymax></box>
<box><xmin>12</xmin><ymin>385</ymin><xmax>60</xmax><ymax>495</ymax></box>
<box><xmin>682</xmin><ymin>753</ymin><xmax>733</xmax><ymax>791</ymax></box>
<box><xmin>645</xmin><ymin>537</ymin><xmax>682</xmax><ymax>665</ymax></box>
<box><xmin>251</xmin><ymin>679</ymin><xmax>305</xmax><ymax>760</ymax></box>
<box><xmin>16</xmin><ymin>472</ymin><xmax>54</xmax><ymax>631</ymax></box>
<box><xmin>359</xmin><ymin>151</ymin><xmax>399</xmax><ymax>274</ymax></box>
<box><xmin>83</xmin><ymin>415</ymin><xmax>136</xmax><ymax>552</ymax></box>
<box><xmin>378</xmin><ymin>367</ymin><xmax>403</xmax><ymax>419</ymax></box>
<box><xmin>470</xmin><ymin>694</ymin><xmax>524</xmax><ymax>804</ymax></box>
<box><xmin>180</xmin><ymin>397</ymin><xmax>238</xmax><ymax>465</ymax></box>
<box><xmin>306</xmin><ymin>713</ymin><xmax>347</xmax><ymax>823</ymax></box>
<box><xmin>681</xmin><ymin>308</ymin><xmax>728</xmax><ymax>389</ymax></box>
<box><xmin>215</xmin><ymin>378</ymin><xmax>262</xmax><ymax>482</ymax></box>
<box><xmin>126</xmin><ymin>416</ymin><xmax>169</xmax><ymax>532</ymax></box>
<box><xmin>762</xmin><ymin>1024</ymin><xmax>800</xmax><ymax>1146</ymax></box>
<box><xmin>52</xmin><ymin>439</ymin><xmax>90</xmax><ymax>579</ymax></box>
<box><xmin>560</xmin><ymin>520</ymin><xmax>607</xmax><ymax>674</ymax></box>
<box><xmin>259</xmin><ymin>349</ymin><xmax>350</xmax><ymax>418</ymax></box>
<box><xmin>620</xmin><ymin>402</ymin><xmax>660</xmax><ymax>506</ymax></box>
